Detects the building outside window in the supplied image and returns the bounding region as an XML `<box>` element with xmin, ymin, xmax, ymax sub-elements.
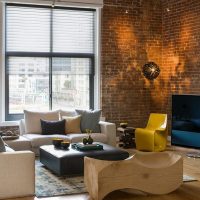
<box><xmin>5</xmin><ymin>3</ymin><xmax>96</xmax><ymax>121</ymax></box>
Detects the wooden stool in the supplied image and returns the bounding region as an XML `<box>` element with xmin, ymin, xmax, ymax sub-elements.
<box><xmin>84</xmin><ymin>151</ymin><xmax>183</xmax><ymax>200</ymax></box>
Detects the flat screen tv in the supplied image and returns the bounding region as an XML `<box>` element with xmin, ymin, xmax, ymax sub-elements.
<box><xmin>172</xmin><ymin>94</ymin><xmax>200</xmax><ymax>149</ymax></box>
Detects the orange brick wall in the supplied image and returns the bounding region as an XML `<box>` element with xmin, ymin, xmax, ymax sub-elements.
<box><xmin>160</xmin><ymin>0</ymin><xmax>200</xmax><ymax>125</ymax></box>
<box><xmin>101</xmin><ymin>0</ymin><xmax>162</xmax><ymax>127</ymax></box>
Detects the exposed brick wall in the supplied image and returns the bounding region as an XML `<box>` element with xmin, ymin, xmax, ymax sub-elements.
<box><xmin>159</xmin><ymin>0</ymin><xmax>200</xmax><ymax>126</ymax></box>
<box><xmin>101</xmin><ymin>0</ymin><xmax>200</xmax><ymax>129</ymax></box>
<box><xmin>101</xmin><ymin>0</ymin><xmax>162</xmax><ymax>127</ymax></box>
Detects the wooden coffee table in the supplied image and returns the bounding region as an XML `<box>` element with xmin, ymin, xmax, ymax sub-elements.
<box><xmin>40</xmin><ymin>143</ymin><xmax>129</xmax><ymax>176</ymax></box>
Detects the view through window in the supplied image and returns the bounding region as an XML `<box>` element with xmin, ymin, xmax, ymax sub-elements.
<box><xmin>5</xmin><ymin>4</ymin><xmax>95</xmax><ymax>120</ymax></box>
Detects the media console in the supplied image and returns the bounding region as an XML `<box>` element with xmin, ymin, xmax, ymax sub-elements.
<box><xmin>172</xmin><ymin>130</ymin><xmax>200</xmax><ymax>148</ymax></box>
<box><xmin>171</xmin><ymin>94</ymin><xmax>200</xmax><ymax>150</ymax></box>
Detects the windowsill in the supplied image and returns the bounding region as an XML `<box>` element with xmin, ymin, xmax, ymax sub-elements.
<box><xmin>0</xmin><ymin>121</ymin><xmax>19</xmax><ymax>126</ymax></box>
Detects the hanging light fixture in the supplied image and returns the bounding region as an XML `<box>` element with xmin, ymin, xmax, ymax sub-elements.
<box><xmin>142</xmin><ymin>62</ymin><xmax>160</xmax><ymax>80</ymax></box>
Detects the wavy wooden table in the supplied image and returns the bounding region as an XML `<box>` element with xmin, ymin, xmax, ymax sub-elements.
<box><xmin>84</xmin><ymin>151</ymin><xmax>183</xmax><ymax>200</ymax></box>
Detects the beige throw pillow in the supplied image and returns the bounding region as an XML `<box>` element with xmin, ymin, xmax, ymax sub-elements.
<box><xmin>62</xmin><ymin>115</ymin><xmax>81</xmax><ymax>134</ymax></box>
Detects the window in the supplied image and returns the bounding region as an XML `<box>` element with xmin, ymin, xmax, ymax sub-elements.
<box><xmin>5</xmin><ymin>4</ymin><xmax>95</xmax><ymax>120</ymax></box>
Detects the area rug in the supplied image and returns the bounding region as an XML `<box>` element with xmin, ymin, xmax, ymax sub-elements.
<box><xmin>35</xmin><ymin>161</ymin><xmax>86</xmax><ymax>197</ymax></box>
<box><xmin>35</xmin><ymin>160</ymin><xmax>197</xmax><ymax>198</ymax></box>
<box><xmin>183</xmin><ymin>174</ymin><xmax>197</xmax><ymax>182</ymax></box>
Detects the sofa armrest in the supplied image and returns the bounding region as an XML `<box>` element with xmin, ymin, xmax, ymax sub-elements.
<box><xmin>19</xmin><ymin>119</ymin><xmax>26</xmax><ymax>135</ymax></box>
<box><xmin>0</xmin><ymin>151</ymin><xmax>35</xmax><ymax>199</ymax></box>
<box><xmin>99</xmin><ymin>121</ymin><xmax>116</xmax><ymax>147</ymax></box>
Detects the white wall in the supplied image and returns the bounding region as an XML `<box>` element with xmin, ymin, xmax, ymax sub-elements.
<box><xmin>0</xmin><ymin>2</ymin><xmax>5</xmax><ymax>123</ymax></box>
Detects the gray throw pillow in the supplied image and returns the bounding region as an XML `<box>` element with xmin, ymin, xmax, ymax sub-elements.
<box><xmin>75</xmin><ymin>109</ymin><xmax>101</xmax><ymax>133</ymax></box>
<box><xmin>0</xmin><ymin>136</ymin><xmax>6</xmax><ymax>152</ymax></box>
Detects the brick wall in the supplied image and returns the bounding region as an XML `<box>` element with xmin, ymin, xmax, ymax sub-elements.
<box><xmin>101</xmin><ymin>0</ymin><xmax>162</xmax><ymax>127</ymax></box>
<box><xmin>160</xmin><ymin>0</ymin><xmax>200</xmax><ymax>124</ymax></box>
<box><xmin>101</xmin><ymin>0</ymin><xmax>200</xmax><ymax>129</ymax></box>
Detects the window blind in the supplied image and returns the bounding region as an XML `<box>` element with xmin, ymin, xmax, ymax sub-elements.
<box><xmin>6</xmin><ymin>6</ymin><xmax>51</xmax><ymax>52</ymax></box>
<box><xmin>53</xmin><ymin>9</ymin><xmax>94</xmax><ymax>53</ymax></box>
<box><xmin>6</xmin><ymin>4</ymin><xmax>95</xmax><ymax>54</ymax></box>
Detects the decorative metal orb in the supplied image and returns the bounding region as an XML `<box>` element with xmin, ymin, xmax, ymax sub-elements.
<box><xmin>142</xmin><ymin>62</ymin><xmax>160</xmax><ymax>80</ymax></box>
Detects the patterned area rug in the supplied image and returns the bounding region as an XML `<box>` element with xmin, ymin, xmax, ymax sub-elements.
<box><xmin>35</xmin><ymin>161</ymin><xmax>86</xmax><ymax>197</ymax></box>
<box><xmin>35</xmin><ymin>160</ymin><xmax>197</xmax><ymax>198</ymax></box>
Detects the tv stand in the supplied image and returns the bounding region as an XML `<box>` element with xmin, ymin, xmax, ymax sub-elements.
<box><xmin>172</xmin><ymin>130</ymin><xmax>200</xmax><ymax>149</ymax></box>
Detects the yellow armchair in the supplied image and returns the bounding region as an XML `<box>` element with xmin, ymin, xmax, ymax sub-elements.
<box><xmin>135</xmin><ymin>113</ymin><xmax>168</xmax><ymax>152</ymax></box>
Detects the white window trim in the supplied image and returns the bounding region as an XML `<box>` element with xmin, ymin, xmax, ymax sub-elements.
<box><xmin>0</xmin><ymin>1</ymin><xmax>101</xmax><ymax>125</ymax></box>
<box><xmin>0</xmin><ymin>1</ymin><xmax>5</xmax><ymax>124</ymax></box>
<box><xmin>1</xmin><ymin>0</ymin><xmax>103</xmax><ymax>8</ymax></box>
<box><xmin>94</xmin><ymin>7</ymin><xmax>101</xmax><ymax>110</ymax></box>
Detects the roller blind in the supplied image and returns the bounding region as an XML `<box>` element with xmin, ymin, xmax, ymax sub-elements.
<box><xmin>53</xmin><ymin>9</ymin><xmax>94</xmax><ymax>53</ymax></box>
<box><xmin>6</xmin><ymin>4</ymin><xmax>95</xmax><ymax>53</ymax></box>
<box><xmin>6</xmin><ymin>6</ymin><xmax>51</xmax><ymax>52</ymax></box>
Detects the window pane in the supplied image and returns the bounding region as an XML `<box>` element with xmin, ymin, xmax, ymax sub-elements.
<box><xmin>8</xmin><ymin>57</ymin><xmax>49</xmax><ymax>114</ymax></box>
<box><xmin>53</xmin><ymin>9</ymin><xmax>94</xmax><ymax>53</ymax></box>
<box><xmin>52</xmin><ymin>58</ymin><xmax>91</xmax><ymax>110</ymax></box>
<box><xmin>6</xmin><ymin>6</ymin><xmax>50</xmax><ymax>52</ymax></box>
<box><xmin>5</xmin><ymin>4</ymin><xmax>95</xmax><ymax>120</ymax></box>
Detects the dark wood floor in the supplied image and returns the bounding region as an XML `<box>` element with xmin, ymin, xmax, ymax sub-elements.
<box><xmin>8</xmin><ymin>145</ymin><xmax>200</xmax><ymax>200</ymax></box>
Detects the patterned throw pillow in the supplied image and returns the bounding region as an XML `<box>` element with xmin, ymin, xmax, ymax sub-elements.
<box><xmin>0</xmin><ymin>136</ymin><xmax>6</xmax><ymax>152</ymax></box>
<box><xmin>40</xmin><ymin>119</ymin><xmax>66</xmax><ymax>135</ymax></box>
<box><xmin>75</xmin><ymin>109</ymin><xmax>101</xmax><ymax>133</ymax></box>
<box><xmin>62</xmin><ymin>115</ymin><xmax>81</xmax><ymax>134</ymax></box>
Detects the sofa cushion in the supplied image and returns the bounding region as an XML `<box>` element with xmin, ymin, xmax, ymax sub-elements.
<box><xmin>24</xmin><ymin>110</ymin><xmax>60</xmax><ymax>134</ymax></box>
<box><xmin>76</xmin><ymin>109</ymin><xmax>101</xmax><ymax>133</ymax></box>
<box><xmin>60</xmin><ymin>109</ymin><xmax>77</xmax><ymax>118</ymax></box>
<box><xmin>5</xmin><ymin>136</ymin><xmax>31</xmax><ymax>151</ymax></box>
<box><xmin>23</xmin><ymin>134</ymin><xmax>70</xmax><ymax>148</ymax></box>
<box><xmin>67</xmin><ymin>133</ymin><xmax>107</xmax><ymax>144</ymax></box>
<box><xmin>0</xmin><ymin>137</ymin><xmax>6</xmax><ymax>152</ymax></box>
<box><xmin>62</xmin><ymin>115</ymin><xmax>81</xmax><ymax>134</ymax></box>
<box><xmin>41</xmin><ymin>119</ymin><xmax>65</xmax><ymax>135</ymax></box>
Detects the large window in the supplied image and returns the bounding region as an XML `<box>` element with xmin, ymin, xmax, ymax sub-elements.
<box><xmin>5</xmin><ymin>4</ymin><xmax>95</xmax><ymax>120</ymax></box>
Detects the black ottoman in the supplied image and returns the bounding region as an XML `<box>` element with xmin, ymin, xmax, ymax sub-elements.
<box><xmin>40</xmin><ymin>143</ymin><xmax>129</xmax><ymax>176</ymax></box>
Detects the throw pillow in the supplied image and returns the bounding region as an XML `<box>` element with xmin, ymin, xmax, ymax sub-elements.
<box><xmin>62</xmin><ymin>115</ymin><xmax>81</xmax><ymax>134</ymax></box>
<box><xmin>24</xmin><ymin>110</ymin><xmax>60</xmax><ymax>134</ymax></box>
<box><xmin>40</xmin><ymin>119</ymin><xmax>66</xmax><ymax>135</ymax></box>
<box><xmin>75</xmin><ymin>109</ymin><xmax>101</xmax><ymax>133</ymax></box>
<box><xmin>0</xmin><ymin>136</ymin><xmax>6</xmax><ymax>152</ymax></box>
<box><xmin>60</xmin><ymin>109</ymin><xmax>77</xmax><ymax>118</ymax></box>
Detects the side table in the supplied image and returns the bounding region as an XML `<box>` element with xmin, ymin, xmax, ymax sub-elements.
<box><xmin>117</xmin><ymin>127</ymin><xmax>136</xmax><ymax>148</ymax></box>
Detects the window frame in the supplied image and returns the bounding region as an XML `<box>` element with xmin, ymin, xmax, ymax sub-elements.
<box><xmin>5</xmin><ymin>3</ymin><xmax>96</xmax><ymax>121</ymax></box>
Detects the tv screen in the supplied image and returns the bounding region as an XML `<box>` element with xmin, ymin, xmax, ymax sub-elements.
<box><xmin>172</xmin><ymin>94</ymin><xmax>200</xmax><ymax>148</ymax></box>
